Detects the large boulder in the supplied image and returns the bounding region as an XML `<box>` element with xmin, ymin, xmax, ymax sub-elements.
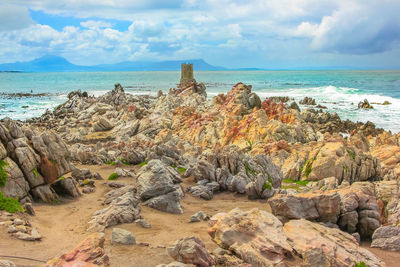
<box><xmin>208</xmin><ymin>208</ymin><xmax>292</xmax><ymax>266</ymax></box>
<box><xmin>167</xmin><ymin>236</ymin><xmax>214</xmax><ymax>267</ymax></box>
<box><xmin>136</xmin><ymin>160</ymin><xmax>183</xmax><ymax>214</ymax></box>
<box><xmin>284</xmin><ymin>219</ymin><xmax>384</xmax><ymax>267</ymax></box>
<box><xmin>371</xmin><ymin>225</ymin><xmax>400</xmax><ymax>251</ymax></box>
<box><xmin>268</xmin><ymin>191</ymin><xmax>341</xmax><ymax>224</ymax></box>
<box><xmin>88</xmin><ymin>186</ymin><xmax>141</xmax><ymax>232</ymax></box>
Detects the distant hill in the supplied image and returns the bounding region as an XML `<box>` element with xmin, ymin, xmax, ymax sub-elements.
<box><xmin>0</xmin><ymin>55</ymin><xmax>226</xmax><ymax>72</ymax></box>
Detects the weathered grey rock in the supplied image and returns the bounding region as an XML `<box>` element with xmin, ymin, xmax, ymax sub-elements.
<box><xmin>189</xmin><ymin>211</ymin><xmax>210</xmax><ymax>223</ymax></box>
<box><xmin>71</xmin><ymin>168</ymin><xmax>92</xmax><ymax>180</ymax></box>
<box><xmin>115</xmin><ymin>167</ymin><xmax>135</xmax><ymax>177</ymax></box>
<box><xmin>93</xmin><ymin>117</ymin><xmax>114</xmax><ymax>132</ymax></box>
<box><xmin>0</xmin><ymin>157</ymin><xmax>30</xmax><ymax>200</ymax></box>
<box><xmin>135</xmin><ymin>219</ymin><xmax>151</xmax><ymax>228</ymax></box>
<box><xmin>31</xmin><ymin>185</ymin><xmax>58</xmax><ymax>203</ymax></box>
<box><xmin>371</xmin><ymin>225</ymin><xmax>400</xmax><ymax>251</ymax></box>
<box><xmin>111</xmin><ymin>228</ymin><xmax>136</xmax><ymax>245</ymax></box>
<box><xmin>187</xmin><ymin>185</ymin><xmax>213</xmax><ymax>200</ymax></box>
<box><xmin>167</xmin><ymin>236</ymin><xmax>214</xmax><ymax>267</ymax></box>
<box><xmin>137</xmin><ymin>160</ymin><xmax>181</xmax><ymax>201</ymax></box>
<box><xmin>143</xmin><ymin>190</ymin><xmax>183</xmax><ymax>214</ymax></box>
<box><xmin>88</xmin><ymin>187</ymin><xmax>141</xmax><ymax>232</ymax></box>
<box><xmin>51</xmin><ymin>177</ymin><xmax>81</xmax><ymax>198</ymax></box>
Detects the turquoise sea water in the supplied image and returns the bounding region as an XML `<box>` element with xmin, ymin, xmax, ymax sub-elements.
<box><xmin>0</xmin><ymin>70</ymin><xmax>399</xmax><ymax>133</ymax></box>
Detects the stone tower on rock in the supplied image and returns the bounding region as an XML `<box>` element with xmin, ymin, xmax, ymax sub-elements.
<box><xmin>179</xmin><ymin>63</ymin><xmax>194</xmax><ymax>88</ymax></box>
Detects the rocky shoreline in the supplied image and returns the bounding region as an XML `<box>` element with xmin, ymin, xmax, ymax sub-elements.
<box><xmin>1</xmin><ymin>79</ymin><xmax>400</xmax><ymax>266</ymax></box>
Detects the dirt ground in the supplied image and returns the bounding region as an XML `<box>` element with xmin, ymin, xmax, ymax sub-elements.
<box><xmin>0</xmin><ymin>164</ymin><xmax>399</xmax><ymax>267</ymax></box>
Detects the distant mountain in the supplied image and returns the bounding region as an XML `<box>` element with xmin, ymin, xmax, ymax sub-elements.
<box><xmin>0</xmin><ymin>55</ymin><xmax>226</xmax><ymax>72</ymax></box>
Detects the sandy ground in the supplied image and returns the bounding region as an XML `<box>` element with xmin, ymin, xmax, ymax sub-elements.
<box><xmin>0</xmin><ymin>164</ymin><xmax>399</xmax><ymax>267</ymax></box>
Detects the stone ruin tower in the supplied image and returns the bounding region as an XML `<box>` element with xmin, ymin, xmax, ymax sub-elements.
<box><xmin>179</xmin><ymin>63</ymin><xmax>194</xmax><ymax>88</ymax></box>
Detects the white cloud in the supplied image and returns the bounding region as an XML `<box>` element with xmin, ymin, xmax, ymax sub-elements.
<box><xmin>0</xmin><ymin>4</ymin><xmax>34</xmax><ymax>31</ymax></box>
<box><xmin>80</xmin><ymin>20</ymin><xmax>113</xmax><ymax>29</ymax></box>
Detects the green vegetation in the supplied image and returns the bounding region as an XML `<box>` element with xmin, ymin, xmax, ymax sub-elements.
<box><xmin>0</xmin><ymin>191</ymin><xmax>23</xmax><ymax>213</ymax></box>
<box><xmin>304</xmin><ymin>159</ymin><xmax>314</xmax><ymax>178</ymax></box>
<box><xmin>51</xmin><ymin>198</ymin><xmax>60</xmax><ymax>204</ymax></box>
<box><xmin>354</xmin><ymin>261</ymin><xmax>367</xmax><ymax>267</ymax></box>
<box><xmin>108</xmin><ymin>173</ymin><xmax>118</xmax><ymax>180</ymax></box>
<box><xmin>32</xmin><ymin>168</ymin><xmax>40</xmax><ymax>179</ymax></box>
<box><xmin>49</xmin><ymin>159</ymin><xmax>57</xmax><ymax>165</ymax></box>
<box><xmin>283</xmin><ymin>178</ymin><xmax>310</xmax><ymax>186</ymax></box>
<box><xmin>299</xmin><ymin>165</ymin><xmax>304</xmax><ymax>177</ymax></box>
<box><xmin>59</xmin><ymin>176</ymin><xmax>65</xmax><ymax>180</ymax></box>
<box><xmin>119</xmin><ymin>158</ymin><xmax>131</xmax><ymax>165</ymax></box>
<box><xmin>262</xmin><ymin>181</ymin><xmax>272</xmax><ymax>191</ymax></box>
<box><xmin>139</xmin><ymin>160</ymin><xmax>148</xmax><ymax>167</ymax></box>
<box><xmin>343</xmin><ymin>165</ymin><xmax>348</xmax><ymax>171</ymax></box>
<box><xmin>0</xmin><ymin>160</ymin><xmax>9</xmax><ymax>187</ymax></box>
<box><xmin>281</xmin><ymin>184</ymin><xmax>302</xmax><ymax>192</ymax></box>
<box><xmin>245</xmin><ymin>163</ymin><xmax>256</xmax><ymax>176</ymax></box>
<box><xmin>105</xmin><ymin>161</ymin><xmax>116</xmax><ymax>166</ymax></box>
<box><xmin>347</xmin><ymin>149</ymin><xmax>356</xmax><ymax>160</ymax></box>
<box><xmin>82</xmin><ymin>179</ymin><xmax>89</xmax><ymax>185</ymax></box>
<box><xmin>177</xmin><ymin>167</ymin><xmax>187</xmax><ymax>173</ymax></box>
<box><xmin>171</xmin><ymin>164</ymin><xmax>176</xmax><ymax>168</ymax></box>
<box><xmin>247</xmin><ymin>140</ymin><xmax>254</xmax><ymax>150</ymax></box>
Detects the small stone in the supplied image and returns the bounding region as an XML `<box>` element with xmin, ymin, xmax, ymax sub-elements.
<box><xmin>189</xmin><ymin>211</ymin><xmax>210</xmax><ymax>223</ymax></box>
<box><xmin>14</xmin><ymin>232</ymin><xmax>36</xmax><ymax>241</ymax></box>
<box><xmin>138</xmin><ymin>242</ymin><xmax>150</xmax><ymax>246</ymax></box>
<box><xmin>13</xmin><ymin>218</ymin><xmax>24</xmax><ymax>225</ymax></box>
<box><xmin>31</xmin><ymin>227</ymin><xmax>42</xmax><ymax>240</ymax></box>
<box><xmin>352</xmin><ymin>232</ymin><xmax>361</xmax><ymax>244</ymax></box>
<box><xmin>135</xmin><ymin>219</ymin><xmax>152</xmax><ymax>228</ymax></box>
<box><xmin>93</xmin><ymin>172</ymin><xmax>103</xmax><ymax>180</ymax></box>
<box><xmin>8</xmin><ymin>225</ymin><xmax>18</xmax><ymax>233</ymax></box>
<box><xmin>82</xmin><ymin>187</ymin><xmax>94</xmax><ymax>194</ymax></box>
<box><xmin>111</xmin><ymin>228</ymin><xmax>136</xmax><ymax>245</ymax></box>
<box><xmin>15</xmin><ymin>225</ymin><xmax>28</xmax><ymax>233</ymax></box>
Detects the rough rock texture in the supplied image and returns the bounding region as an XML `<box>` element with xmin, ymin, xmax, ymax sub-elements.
<box><xmin>111</xmin><ymin>228</ymin><xmax>136</xmax><ymax>245</ymax></box>
<box><xmin>45</xmin><ymin>233</ymin><xmax>109</xmax><ymax>267</ymax></box>
<box><xmin>208</xmin><ymin>208</ymin><xmax>292</xmax><ymax>266</ymax></box>
<box><xmin>167</xmin><ymin>236</ymin><xmax>215</xmax><ymax>267</ymax></box>
<box><xmin>371</xmin><ymin>225</ymin><xmax>400</xmax><ymax>251</ymax></box>
<box><xmin>0</xmin><ymin>120</ymin><xmax>76</xmax><ymax>204</ymax></box>
<box><xmin>269</xmin><ymin>182</ymin><xmax>381</xmax><ymax>238</ymax></box>
<box><xmin>88</xmin><ymin>186</ymin><xmax>141</xmax><ymax>232</ymax></box>
<box><xmin>137</xmin><ymin>160</ymin><xmax>183</xmax><ymax>214</ymax></box>
<box><xmin>284</xmin><ymin>219</ymin><xmax>384</xmax><ymax>267</ymax></box>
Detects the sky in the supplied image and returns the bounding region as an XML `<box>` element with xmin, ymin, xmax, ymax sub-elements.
<box><xmin>0</xmin><ymin>0</ymin><xmax>400</xmax><ymax>69</ymax></box>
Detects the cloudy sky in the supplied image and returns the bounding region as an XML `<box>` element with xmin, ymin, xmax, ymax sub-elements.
<box><xmin>1</xmin><ymin>0</ymin><xmax>400</xmax><ymax>68</ymax></box>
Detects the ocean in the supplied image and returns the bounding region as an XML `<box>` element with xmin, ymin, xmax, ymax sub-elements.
<box><xmin>0</xmin><ymin>70</ymin><xmax>399</xmax><ymax>133</ymax></box>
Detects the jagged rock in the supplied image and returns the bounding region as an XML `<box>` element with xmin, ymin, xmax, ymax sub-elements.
<box><xmin>299</xmin><ymin>97</ymin><xmax>316</xmax><ymax>105</ymax></box>
<box><xmin>88</xmin><ymin>187</ymin><xmax>141</xmax><ymax>232</ymax></box>
<box><xmin>208</xmin><ymin>208</ymin><xmax>292</xmax><ymax>266</ymax></box>
<box><xmin>135</xmin><ymin>219</ymin><xmax>152</xmax><ymax>228</ymax></box>
<box><xmin>45</xmin><ymin>233</ymin><xmax>109</xmax><ymax>267</ymax></box>
<box><xmin>358</xmin><ymin>99</ymin><xmax>373</xmax><ymax>109</ymax></box>
<box><xmin>167</xmin><ymin>236</ymin><xmax>215</xmax><ymax>267</ymax></box>
<box><xmin>111</xmin><ymin>228</ymin><xmax>136</xmax><ymax>245</ymax></box>
<box><xmin>115</xmin><ymin>167</ymin><xmax>135</xmax><ymax>177</ymax></box>
<box><xmin>143</xmin><ymin>190</ymin><xmax>183</xmax><ymax>214</ymax></box>
<box><xmin>31</xmin><ymin>185</ymin><xmax>58</xmax><ymax>203</ymax></box>
<box><xmin>71</xmin><ymin>168</ymin><xmax>92</xmax><ymax>180</ymax></box>
<box><xmin>93</xmin><ymin>117</ymin><xmax>114</xmax><ymax>132</ymax></box>
<box><xmin>51</xmin><ymin>177</ymin><xmax>81</xmax><ymax>198</ymax></box>
<box><xmin>268</xmin><ymin>191</ymin><xmax>341</xmax><ymax>224</ymax></box>
<box><xmin>189</xmin><ymin>211</ymin><xmax>210</xmax><ymax>223</ymax></box>
<box><xmin>0</xmin><ymin>157</ymin><xmax>30</xmax><ymax>200</ymax></box>
<box><xmin>371</xmin><ymin>225</ymin><xmax>400</xmax><ymax>251</ymax></box>
<box><xmin>284</xmin><ymin>219</ymin><xmax>384</xmax><ymax>267</ymax></box>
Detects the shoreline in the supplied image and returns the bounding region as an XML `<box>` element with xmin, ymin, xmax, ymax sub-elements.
<box><xmin>1</xmin><ymin>80</ymin><xmax>400</xmax><ymax>266</ymax></box>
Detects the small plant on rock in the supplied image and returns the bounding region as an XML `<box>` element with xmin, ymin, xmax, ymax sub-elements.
<box><xmin>0</xmin><ymin>192</ymin><xmax>23</xmax><ymax>213</ymax></box>
<box><xmin>108</xmin><ymin>173</ymin><xmax>118</xmax><ymax>180</ymax></box>
<box><xmin>354</xmin><ymin>261</ymin><xmax>367</xmax><ymax>267</ymax></box>
<box><xmin>139</xmin><ymin>160</ymin><xmax>147</xmax><ymax>167</ymax></box>
<box><xmin>0</xmin><ymin>160</ymin><xmax>9</xmax><ymax>187</ymax></box>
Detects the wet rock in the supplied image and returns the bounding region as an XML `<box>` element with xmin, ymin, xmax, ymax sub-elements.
<box><xmin>299</xmin><ymin>97</ymin><xmax>316</xmax><ymax>105</ymax></box>
<box><xmin>167</xmin><ymin>236</ymin><xmax>215</xmax><ymax>267</ymax></box>
<box><xmin>358</xmin><ymin>99</ymin><xmax>373</xmax><ymax>109</ymax></box>
<box><xmin>45</xmin><ymin>233</ymin><xmax>109</xmax><ymax>267</ymax></box>
<box><xmin>111</xmin><ymin>228</ymin><xmax>136</xmax><ymax>245</ymax></box>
